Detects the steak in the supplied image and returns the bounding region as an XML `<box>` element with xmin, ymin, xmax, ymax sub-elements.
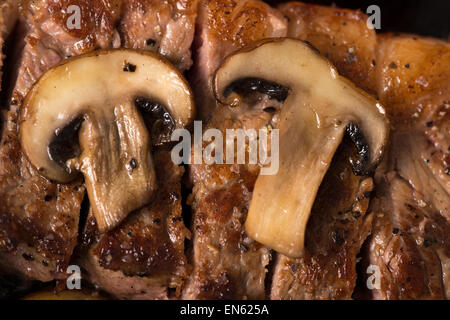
<box><xmin>190</xmin><ymin>0</ymin><xmax>287</xmax><ymax>120</ymax></box>
<box><xmin>361</xmin><ymin>34</ymin><xmax>450</xmax><ymax>299</ymax></box>
<box><xmin>278</xmin><ymin>2</ymin><xmax>377</xmax><ymax>94</ymax></box>
<box><xmin>271</xmin><ymin>141</ymin><xmax>374</xmax><ymax>299</ymax></box>
<box><xmin>119</xmin><ymin>0</ymin><xmax>199</xmax><ymax>71</ymax></box>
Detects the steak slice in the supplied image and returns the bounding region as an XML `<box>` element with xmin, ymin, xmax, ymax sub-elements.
<box><xmin>363</xmin><ymin>132</ymin><xmax>449</xmax><ymax>299</ymax></box>
<box><xmin>80</xmin><ymin>150</ymin><xmax>190</xmax><ymax>300</ymax></box>
<box><xmin>191</xmin><ymin>0</ymin><xmax>287</xmax><ymax>120</ymax></box>
<box><xmin>183</xmin><ymin>105</ymin><xmax>276</xmax><ymax>300</ymax></box>
<box><xmin>1</xmin><ymin>0</ymin><xmax>198</xmax><ymax>283</ymax></box>
<box><xmin>361</xmin><ymin>35</ymin><xmax>450</xmax><ymax>299</ymax></box>
<box><xmin>119</xmin><ymin>0</ymin><xmax>199</xmax><ymax>71</ymax></box>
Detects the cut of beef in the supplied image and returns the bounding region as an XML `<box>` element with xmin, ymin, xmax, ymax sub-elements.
<box><xmin>190</xmin><ymin>0</ymin><xmax>287</xmax><ymax>120</ymax></box>
<box><xmin>362</xmin><ymin>34</ymin><xmax>449</xmax><ymax>299</ymax></box>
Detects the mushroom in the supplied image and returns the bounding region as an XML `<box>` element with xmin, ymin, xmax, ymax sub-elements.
<box><xmin>214</xmin><ymin>38</ymin><xmax>388</xmax><ymax>258</ymax></box>
<box><xmin>20</xmin><ymin>49</ymin><xmax>194</xmax><ymax>232</ymax></box>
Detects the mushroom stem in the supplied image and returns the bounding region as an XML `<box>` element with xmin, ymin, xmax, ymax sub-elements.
<box><xmin>245</xmin><ymin>92</ymin><xmax>348</xmax><ymax>257</ymax></box>
<box><xmin>73</xmin><ymin>100</ymin><xmax>156</xmax><ymax>232</ymax></box>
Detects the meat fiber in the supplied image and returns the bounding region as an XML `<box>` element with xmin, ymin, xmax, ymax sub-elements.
<box><xmin>269</xmin><ymin>2</ymin><xmax>378</xmax><ymax>299</ymax></box>
<box><xmin>182</xmin><ymin>0</ymin><xmax>287</xmax><ymax>299</ymax></box>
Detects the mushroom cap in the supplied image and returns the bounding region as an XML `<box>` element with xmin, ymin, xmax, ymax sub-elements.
<box><xmin>20</xmin><ymin>49</ymin><xmax>194</xmax><ymax>183</ymax></box>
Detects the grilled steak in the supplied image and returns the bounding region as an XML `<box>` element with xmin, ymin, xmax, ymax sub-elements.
<box><xmin>0</xmin><ymin>0</ymin><xmax>448</xmax><ymax>300</ymax></box>
<box><xmin>361</xmin><ymin>34</ymin><xmax>450</xmax><ymax>299</ymax></box>
<box><xmin>271</xmin><ymin>141</ymin><xmax>374</xmax><ymax>299</ymax></box>
<box><xmin>267</xmin><ymin>3</ymin><xmax>378</xmax><ymax>299</ymax></box>
<box><xmin>119</xmin><ymin>0</ymin><xmax>198</xmax><ymax>71</ymax></box>
<box><xmin>278</xmin><ymin>2</ymin><xmax>377</xmax><ymax>94</ymax></box>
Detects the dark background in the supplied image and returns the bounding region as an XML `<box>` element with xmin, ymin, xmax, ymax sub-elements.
<box><xmin>267</xmin><ymin>0</ymin><xmax>450</xmax><ymax>39</ymax></box>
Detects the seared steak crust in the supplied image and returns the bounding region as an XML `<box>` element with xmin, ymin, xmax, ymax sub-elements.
<box><xmin>183</xmin><ymin>112</ymin><xmax>272</xmax><ymax>300</ymax></box>
<box><xmin>191</xmin><ymin>0</ymin><xmax>287</xmax><ymax>120</ymax></box>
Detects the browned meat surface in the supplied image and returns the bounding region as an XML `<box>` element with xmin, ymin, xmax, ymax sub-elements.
<box><xmin>14</xmin><ymin>0</ymin><xmax>122</xmax><ymax>99</ymax></box>
<box><xmin>183</xmin><ymin>106</ymin><xmax>275</xmax><ymax>300</ymax></box>
<box><xmin>270</xmin><ymin>141</ymin><xmax>374</xmax><ymax>299</ymax></box>
<box><xmin>278</xmin><ymin>2</ymin><xmax>377</xmax><ymax>94</ymax></box>
<box><xmin>361</xmin><ymin>35</ymin><xmax>450</xmax><ymax>299</ymax></box>
<box><xmin>191</xmin><ymin>0</ymin><xmax>287</xmax><ymax>120</ymax></box>
<box><xmin>119</xmin><ymin>0</ymin><xmax>198</xmax><ymax>71</ymax></box>
<box><xmin>80</xmin><ymin>150</ymin><xmax>190</xmax><ymax>300</ymax></box>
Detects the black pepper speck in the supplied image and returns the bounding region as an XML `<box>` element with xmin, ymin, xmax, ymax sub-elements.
<box><xmin>123</xmin><ymin>62</ymin><xmax>136</xmax><ymax>72</ymax></box>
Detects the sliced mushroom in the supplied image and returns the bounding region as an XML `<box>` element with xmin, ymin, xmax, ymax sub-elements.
<box><xmin>214</xmin><ymin>38</ymin><xmax>388</xmax><ymax>258</ymax></box>
<box><xmin>20</xmin><ymin>49</ymin><xmax>194</xmax><ymax>232</ymax></box>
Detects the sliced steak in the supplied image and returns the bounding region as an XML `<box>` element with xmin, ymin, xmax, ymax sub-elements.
<box><xmin>1</xmin><ymin>0</ymin><xmax>197</xmax><ymax>283</ymax></box>
<box><xmin>374</xmin><ymin>34</ymin><xmax>450</xmax><ymax>127</ymax></box>
<box><xmin>0</xmin><ymin>0</ymin><xmax>122</xmax><ymax>280</ymax></box>
<box><xmin>183</xmin><ymin>103</ymin><xmax>277</xmax><ymax>300</ymax></box>
<box><xmin>361</xmin><ymin>35</ymin><xmax>450</xmax><ymax>299</ymax></box>
<box><xmin>191</xmin><ymin>0</ymin><xmax>287</xmax><ymax>120</ymax></box>
<box><xmin>80</xmin><ymin>150</ymin><xmax>190</xmax><ymax>300</ymax></box>
<box><xmin>14</xmin><ymin>0</ymin><xmax>122</xmax><ymax>99</ymax></box>
<box><xmin>119</xmin><ymin>0</ymin><xmax>199</xmax><ymax>71</ymax></box>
